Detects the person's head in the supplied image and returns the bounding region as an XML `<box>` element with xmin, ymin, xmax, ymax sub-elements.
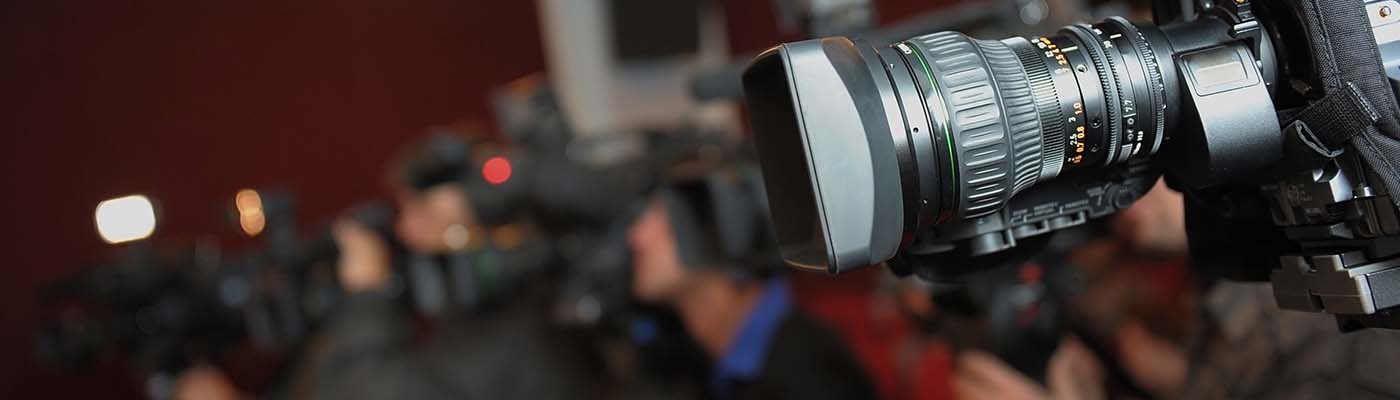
<box><xmin>394</xmin><ymin>183</ymin><xmax>480</xmax><ymax>254</ymax></box>
<box><xmin>390</xmin><ymin>130</ymin><xmax>528</xmax><ymax>254</ymax></box>
<box><xmin>626</xmin><ymin>169</ymin><xmax>782</xmax><ymax>304</ymax></box>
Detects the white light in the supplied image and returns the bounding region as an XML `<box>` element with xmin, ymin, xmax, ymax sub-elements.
<box><xmin>95</xmin><ymin>195</ymin><xmax>157</xmax><ymax>244</ymax></box>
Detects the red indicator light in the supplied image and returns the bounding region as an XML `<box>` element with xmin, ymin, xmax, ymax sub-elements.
<box><xmin>1018</xmin><ymin>263</ymin><xmax>1043</xmax><ymax>284</ymax></box>
<box><xmin>483</xmin><ymin>156</ymin><xmax>512</xmax><ymax>185</ymax></box>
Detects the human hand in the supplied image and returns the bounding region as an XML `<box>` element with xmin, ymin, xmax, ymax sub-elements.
<box><xmin>954</xmin><ymin>350</ymin><xmax>1048</xmax><ymax>400</ymax></box>
<box><xmin>953</xmin><ymin>337</ymin><xmax>1106</xmax><ymax>400</ymax></box>
<box><xmin>1046</xmin><ymin>336</ymin><xmax>1106</xmax><ymax>400</ymax></box>
<box><xmin>174</xmin><ymin>364</ymin><xmax>245</xmax><ymax>400</ymax></box>
<box><xmin>1115</xmin><ymin>320</ymin><xmax>1187</xmax><ymax>399</ymax></box>
<box><xmin>334</xmin><ymin>219</ymin><xmax>392</xmax><ymax>292</ymax></box>
<box><xmin>1113</xmin><ymin>179</ymin><xmax>1188</xmax><ymax>255</ymax></box>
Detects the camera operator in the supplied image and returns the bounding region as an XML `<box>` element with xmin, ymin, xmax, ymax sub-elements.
<box><xmin>947</xmin><ymin>180</ymin><xmax>1182</xmax><ymax>400</ymax></box>
<box><xmin>947</xmin><ymin>179</ymin><xmax>1400</xmax><ymax>400</ymax></box>
<box><xmin>626</xmin><ymin>164</ymin><xmax>877</xmax><ymax>400</ymax></box>
<box><xmin>276</xmin><ymin>132</ymin><xmax>607</xmax><ymax>400</ymax></box>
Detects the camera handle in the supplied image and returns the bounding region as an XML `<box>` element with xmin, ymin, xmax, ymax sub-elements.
<box><xmin>1153</xmin><ymin>0</ymin><xmax>1264</xmax><ymax>58</ymax></box>
<box><xmin>1152</xmin><ymin>0</ymin><xmax>1193</xmax><ymax>25</ymax></box>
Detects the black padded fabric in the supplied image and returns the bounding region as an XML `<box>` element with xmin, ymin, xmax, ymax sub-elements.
<box><xmin>1289</xmin><ymin>0</ymin><xmax>1400</xmax><ymax>206</ymax></box>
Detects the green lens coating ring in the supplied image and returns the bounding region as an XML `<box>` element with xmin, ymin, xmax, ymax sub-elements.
<box><xmin>902</xmin><ymin>42</ymin><xmax>958</xmax><ymax>209</ymax></box>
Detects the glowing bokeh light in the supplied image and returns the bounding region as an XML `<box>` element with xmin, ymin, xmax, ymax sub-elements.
<box><xmin>482</xmin><ymin>156</ymin><xmax>513</xmax><ymax>185</ymax></box>
<box><xmin>235</xmin><ymin>189</ymin><xmax>265</xmax><ymax>236</ymax></box>
<box><xmin>95</xmin><ymin>195</ymin><xmax>157</xmax><ymax>244</ymax></box>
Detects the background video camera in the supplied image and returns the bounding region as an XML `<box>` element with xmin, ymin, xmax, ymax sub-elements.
<box><xmin>35</xmin><ymin>197</ymin><xmax>401</xmax><ymax>374</ymax></box>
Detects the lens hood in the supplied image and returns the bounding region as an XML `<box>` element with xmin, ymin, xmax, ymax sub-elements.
<box><xmin>742</xmin><ymin>37</ymin><xmax>906</xmax><ymax>273</ymax></box>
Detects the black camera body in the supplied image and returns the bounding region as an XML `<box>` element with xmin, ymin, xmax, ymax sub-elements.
<box><xmin>742</xmin><ymin>0</ymin><xmax>1400</xmax><ymax>329</ymax></box>
<box><xmin>892</xmin><ymin>154</ymin><xmax>1157</xmax><ymax>280</ymax></box>
<box><xmin>897</xmin><ymin>5</ymin><xmax>1287</xmax><ymax>277</ymax></box>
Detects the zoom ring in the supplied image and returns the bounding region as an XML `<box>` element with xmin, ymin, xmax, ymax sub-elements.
<box><xmin>975</xmin><ymin>39</ymin><xmax>1043</xmax><ymax>196</ymax></box>
<box><xmin>909</xmin><ymin>32</ymin><xmax>1025</xmax><ymax>219</ymax></box>
<box><xmin>1007</xmin><ymin>37</ymin><xmax>1065</xmax><ymax>180</ymax></box>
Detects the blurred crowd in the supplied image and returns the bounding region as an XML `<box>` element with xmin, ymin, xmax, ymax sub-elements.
<box><xmin>34</xmin><ymin>0</ymin><xmax>1400</xmax><ymax>399</ymax></box>
<box><xmin>154</xmin><ymin>126</ymin><xmax>1400</xmax><ymax>400</ymax></box>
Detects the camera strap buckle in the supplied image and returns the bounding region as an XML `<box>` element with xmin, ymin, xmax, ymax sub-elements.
<box><xmin>1288</xmin><ymin>120</ymin><xmax>1346</xmax><ymax>159</ymax></box>
<box><xmin>1290</xmin><ymin>82</ymin><xmax>1382</xmax><ymax>157</ymax></box>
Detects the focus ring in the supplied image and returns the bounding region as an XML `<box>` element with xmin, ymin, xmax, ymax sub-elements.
<box><xmin>909</xmin><ymin>32</ymin><xmax>1014</xmax><ymax>218</ymax></box>
<box><xmin>1006</xmin><ymin>37</ymin><xmax>1065</xmax><ymax>181</ymax></box>
<box><xmin>1067</xmin><ymin>25</ymin><xmax>1122</xmax><ymax>166</ymax></box>
<box><xmin>975</xmin><ymin>39</ymin><xmax>1043</xmax><ymax>196</ymax></box>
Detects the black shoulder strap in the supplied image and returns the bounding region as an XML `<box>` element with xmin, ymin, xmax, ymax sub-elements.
<box><xmin>1288</xmin><ymin>0</ymin><xmax>1400</xmax><ymax>206</ymax></box>
<box><xmin>1292</xmin><ymin>82</ymin><xmax>1380</xmax><ymax>150</ymax></box>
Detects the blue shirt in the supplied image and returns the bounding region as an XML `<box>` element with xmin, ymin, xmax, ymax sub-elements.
<box><xmin>711</xmin><ymin>279</ymin><xmax>792</xmax><ymax>398</ymax></box>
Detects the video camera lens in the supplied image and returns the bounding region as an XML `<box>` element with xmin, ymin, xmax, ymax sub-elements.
<box><xmin>743</xmin><ymin>17</ymin><xmax>1178</xmax><ymax>274</ymax></box>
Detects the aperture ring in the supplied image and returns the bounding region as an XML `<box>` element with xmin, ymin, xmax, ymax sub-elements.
<box><xmin>1110</xmin><ymin>17</ymin><xmax>1167</xmax><ymax>156</ymax></box>
<box><xmin>1093</xmin><ymin>24</ymin><xmax>1140</xmax><ymax>165</ymax></box>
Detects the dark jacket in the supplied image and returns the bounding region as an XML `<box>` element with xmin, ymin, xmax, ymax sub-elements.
<box><xmin>728</xmin><ymin>313</ymin><xmax>878</xmax><ymax>400</ymax></box>
<box><xmin>284</xmin><ymin>283</ymin><xmax>604</xmax><ymax>400</ymax></box>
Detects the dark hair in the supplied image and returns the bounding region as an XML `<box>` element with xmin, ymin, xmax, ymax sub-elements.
<box><xmin>659</xmin><ymin>167</ymin><xmax>785</xmax><ymax>278</ymax></box>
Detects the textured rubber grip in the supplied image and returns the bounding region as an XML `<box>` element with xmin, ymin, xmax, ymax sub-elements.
<box><xmin>908</xmin><ymin>32</ymin><xmax>1044</xmax><ymax>219</ymax></box>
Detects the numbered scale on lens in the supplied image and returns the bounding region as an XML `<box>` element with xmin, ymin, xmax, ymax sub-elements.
<box><xmin>1007</xmin><ymin>17</ymin><xmax>1168</xmax><ymax>176</ymax></box>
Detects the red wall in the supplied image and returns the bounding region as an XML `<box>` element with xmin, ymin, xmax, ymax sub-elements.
<box><xmin>0</xmin><ymin>0</ymin><xmax>957</xmax><ymax>396</ymax></box>
<box><xmin>0</xmin><ymin>1</ymin><xmax>545</xmax><ymax>395</ymax></box>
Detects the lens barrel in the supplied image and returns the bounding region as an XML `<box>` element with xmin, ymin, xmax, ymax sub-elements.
<box><xmin>888</xmin><ymin>18</ymin><xmax>1173</xmax><ymax>222</ymax></box>
<box><xmin>742</xmin><ymin>18</ymin><xmax>1176</xmax><ymax>273</ymax></box>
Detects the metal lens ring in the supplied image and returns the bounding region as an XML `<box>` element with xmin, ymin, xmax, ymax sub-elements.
<box><xmin>1091</xmin><ymin>23</ymin><xmax>1142</xmax><ymax>165</ymax></box>
<box><xmin>1094</xmin><ymin>20</ymin><xmax>1159</xmax><ymax>163</ymax></box>
<box><xmin>890</xmin><ymin>41</ymin><xmax>960</xmax><ymax>224</ymax></box>
<box><xmin>1046</xmin><ymin>32</ymin><xmax>1106</xmax><ymax>170</ymax></box>
<box><xmin>874</xmin><ymin>44</ymin><xmax>943</xmax><ymax>237</ymax></box>
<box><xmin>1063</xmin><ymin>24</ymin><xmax>1125</xmax><ymax>168</ymax></box>
<box><xmin>1006</xmin><ymin>36</ymin><xmax>1067</xmax><ymax>181</ymax></box>
<box><xmin>1106</xmin><ymin>17</ymin><xmax>1169</xmax><ymax>157</ymax></box>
